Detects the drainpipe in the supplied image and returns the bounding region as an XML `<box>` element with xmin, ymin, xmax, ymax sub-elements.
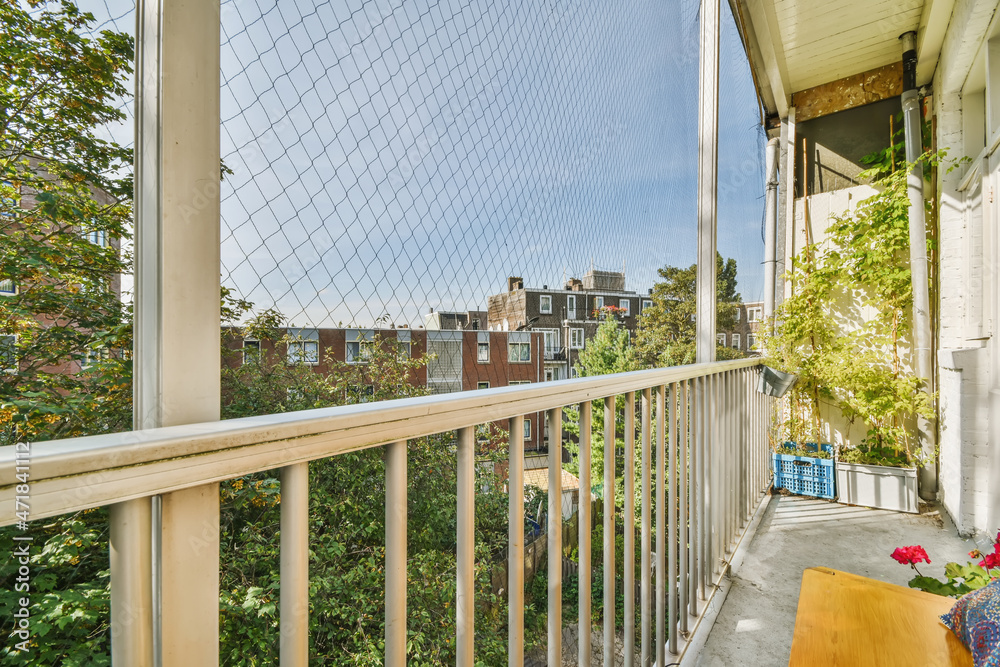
<box><xmin>900</xmin><ymin>31</ymin><xmax>937</xmax><ymax>499</ymax></box>
<box><xmin>763</xmin><ymin>137</ymin><xmax>779</xmax><ymax>331</ymax></box>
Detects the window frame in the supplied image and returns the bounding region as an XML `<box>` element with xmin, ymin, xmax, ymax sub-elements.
<box><xmin>619</xmin><ymin>299</ymin><xmax>630</xmax><ymax>316</ymax></box>
<box><xmin>593</xmin><ymin>296</ymin><xmax>604</xmax><ymax>311</ymax></box>
<box><xmin>508</xmin><ymin>341</ymin><xmax>531</xmax><ymax>363</ymax></box>
<box><xmin>716</xmin><ymin>333</ymin><xmax>726</xmax><ymax>346</ymax></box>
<box><xmin>566</xmin><ymin>294</ymin><xmax>577</xmax><ymax>319</ymax></box>
<box><xmin>539</xmin><ymin>294</ymin><xmax>552</xmax><ymax>314</ymax></box>
<box><xmin>477</xmin><ymin>381</ymin><xmax>490</xmax><ymax>390</ymax></box>
<box><xmin>544</xmin><ymin>368</ymin><xmax>554</xmax><ymax>382</ymax></box>
<box><xmin>242</xmin><ymin>338</ymin><xmax>261</xmax><ymax>365</ymax></box>
<box><xmin>732</xmin><ymin>334</ymin><xmax>741</xmax><ymax>349</ymax></box>
<box><xmin>523</xmin><ymin>418</ymin><xmax>532</xmax><ymax>441</ymax></box>
<box><xmin>477</xmin><ymin>341</ymin><xmax>490</xmax><ymax>363</ymax></box>
<box><xmin>0</xmin><ymin>334</ymin><xmax>16</xmax><ymax>373</ymax></box>
<box><xmin>641</xmin><ymin>299</ymin><xmax>653</xmax><ymax>311</ymax></box>
<box><xmin>0</xmin><ymin>279</ymin><xmax>16</xmax><ymax>296</ymax></box>
<box><xmin>747</xmin><ymin>334</ymin><xmax>757</xmax><ymax>350</ymax></box>
<box><xmin>570</xmin><ymin>328</ymin><xmax>584</xmax><ymax>349</ymax></box>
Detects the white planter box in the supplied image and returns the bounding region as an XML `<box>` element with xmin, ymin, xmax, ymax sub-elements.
<box><xmin>836</xmin><ymin>462</ymin><xmax>918</xmax><ymax>513</ymax></box>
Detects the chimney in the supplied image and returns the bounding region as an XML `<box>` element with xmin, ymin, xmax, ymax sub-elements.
<box><xmin>508</xmin><ymin>276</ymin><xmax>523</xmax><ymax>292</ymax></box>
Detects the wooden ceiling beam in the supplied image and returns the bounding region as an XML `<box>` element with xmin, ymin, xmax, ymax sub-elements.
<box><xmin>790</xmin><ymin>61</ymin><xmax>903</xmax><ymax>122</ymax></box>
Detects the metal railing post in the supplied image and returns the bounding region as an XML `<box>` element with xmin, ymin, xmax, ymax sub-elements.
<box><xmin>679</xmin><ymin>380</ymin><xmax>689</xmax><ymax>635</ymax></box>
<box><xmin>456</xmin><ymin>427</ymin><xmax>475</xmax><ymax>666</ymax></box>
<box><xmin>509</xmin><ymin>418</ymin><xmax>525</xmax><ymax>667</ymax></box>
<box><xmin>579</xmin><ymin>402</ymin><xmax>593</xmax><ymax>667</ymax></box>
<box><xmin>624</xmin><ymin>392</ymin><xmax>636</xmax><ymax>666</ymax></box>
<box><xmin>640</xmin><ymin>389</ymin><xmax>651</xmax><ymax>667</ymax></box>
<box><xmin>548</xmin><ymin>408</ymin><xmax>563</xmax><ymax>667</ymax></box>
<box><xmin>281</xmin><ymin>462</ymin><xmax>310</xmax><ymax>666</ymax></box>
<box><xmin>604</xmin><ymin>396</ymin><xmax>616</xmax><ymax>666</ymax></box>
<box><xmin>667</xmin><ymin>383</ymin><xmax>678</xmax><ymax>656</ymax></box>
<box><xmin>655</xmin><ymin>386</ymin><xmax>665</xmax><ymax>667</ymax></box>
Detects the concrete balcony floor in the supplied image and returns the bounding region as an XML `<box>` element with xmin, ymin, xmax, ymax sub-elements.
<box><xmin>695</xmin><ymin>494</ymin><xmax>978</xmax><ymax>666</ymax></box>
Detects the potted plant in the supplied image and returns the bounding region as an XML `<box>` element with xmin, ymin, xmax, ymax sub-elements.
<box><xmin>817</xmin><ymin>154</ymin><xmax>935</xmax><ymax>513</ymax></box>
<box><xmin>762</xmin><ymin>247</ymin><xmax>840</xmax><ymax>500</ymax></box>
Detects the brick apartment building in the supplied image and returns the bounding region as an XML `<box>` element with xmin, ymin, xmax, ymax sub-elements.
<box><xmin>716</xmin><ymin>301</ymin><xmax>763</xmax><ymax>354</ymax></box>
<box><xmin>486</xmin><ymin>270</ymin><xmax>654</xmax><ymax>382</ymax></box>
<box><xmin>222</xmin><ymin>326</ymin><xmax>548</xmax><ymax>450</ymax></box>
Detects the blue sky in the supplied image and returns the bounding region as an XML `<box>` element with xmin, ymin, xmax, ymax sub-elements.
<box><xmin>84</xmin><ymin>0</ymin><xmax>766</xmax><ymax>328</ymax></box>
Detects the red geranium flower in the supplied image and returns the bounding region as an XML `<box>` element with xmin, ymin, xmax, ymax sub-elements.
<box><xmin>891</xmin><ymin>545</ymin><xmax>931</xmax><ymax>566</ymax></box>
<box><xmin>981</xmin><ymin>552</ymin><xmax>1000</xmax><ymax>570</ymax></box>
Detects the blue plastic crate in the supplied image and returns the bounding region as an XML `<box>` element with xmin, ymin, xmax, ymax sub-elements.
<box><xmin>772</xmin><ymin>443</ymin><xmax>835</xmax><ymax>499</ymax></box>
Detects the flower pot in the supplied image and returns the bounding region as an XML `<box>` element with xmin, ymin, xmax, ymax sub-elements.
<box><xmin>772</xmin><ymin>443</ymin><xmax>835</xmax><ymax>499</ymax></box>
<box><xmin>756</xmin><ymin>366</ymin><xmax>798</xmax><ymax>398</ymax></box>
<box><xmin>836</xmin><ymin>461</ymin><xmax>918</xmax><ymax>513</ymax></box>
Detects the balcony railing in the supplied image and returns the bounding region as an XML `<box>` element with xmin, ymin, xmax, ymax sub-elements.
<box><xmin>0</xmin><ymin>356</ymin><xmax>771</xmax><ymax>664</ymax></box>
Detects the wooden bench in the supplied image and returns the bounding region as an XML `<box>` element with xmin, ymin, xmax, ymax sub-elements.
<box><xmin>789</xmin><ymin>567</ymin><xmax>973</xmax><ymax>666</ymax></box>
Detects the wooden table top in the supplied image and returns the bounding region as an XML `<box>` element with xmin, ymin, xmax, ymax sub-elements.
<box><xmin>788</xmin><ymin>567</ymin><xmax>972</xmax><ymax>667</ymax></box>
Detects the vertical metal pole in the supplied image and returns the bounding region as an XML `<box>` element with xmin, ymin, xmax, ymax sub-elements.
<box><xmin>712</xmin><ymin>374</ymin><xmax>721</xmax><ymax>577</ymax></box>
<box><xmin>580</xmin><ymin>401</ymin><xmax>593</xmax><ymax>667</ymax></box>
<box><xmin>640</xmin><ymin>389</ymin><xmax>651</xmax><ymax>667</ymax></box>
<box><xmin>697</xmin><ymin>376</ymin><xmax>707</xmax><ymax>601</ymax></box>
<box><xmin>655</xmin><ymin>386</ymin><xmax>666</xmax><ymax>667</ymax></box>
<box><xmin>509</xmin><ymin>418</ymin><xmax>524</xmax><ymax>667</ymax></box>
<box><xmin>667</xmin><ymin>384</ymin><xmax>678</xmax><ymax>656</ymax></box>
<box><xmin>624</xmin><ymin>392</ymin><xmax>636</xmax><ymax>667</ymax></box>
<box><xmin>728</xmin><ymin>373</ymin><xmax>736</xmax><ymax>548</ymax></box>
<box><xmin>604</xmin><ymin>396</ymin><xmax>616</xmax><ymax>667</ymax></box>
<box><xmin>548</xmin><ymin>408</ymin><xmax>564</xmax><ymax>667</ymax></box>
<box><xmin>579</xmin><ymin>402</ymin><xmax>593</xmax><ymax>667</ymax></box>
<box><xmin>281</xmin><ymin>462</ymin><xmax>310</xmax><ymax>666</ymax></box>
<box><xmin>764</xmin><ymin>138</ymin><xmax>779</xmax><ymax>326</ymax></box>
<box><xmin>695</xmin><ymin>0</ymin><xmax>720</xmax><ymax>364</ymax></box>
<box><xmin>689</xmin><ymin>379</ymin><xmax>699</xmax><ymax>615</ymax></box>
<box><xmin>456</xmin><ymin>426</ymin><xmax>475</xmax><ymax>667</ymax></box>
<box><xmin>679</xmin><ymin>380</ymin><xmax>689</xmax><ymax>635</ymax></box>
<box><xmin>109</xmin><ymin>501</ymin><xmax>153</xmax><ymax>665</ymax></box>
<box><xmin>899</xmin><ymin>31</ymin><xmax>936</xmax><ymax>499</ymax></box>
<box><xmin>133</xmin><ymin>0</ymin><xmax>222</xmax><ymax>663</ymax></box>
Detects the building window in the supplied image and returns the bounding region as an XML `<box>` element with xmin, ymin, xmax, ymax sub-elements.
<box><xmin>397</xmin><ymin>341</ymin><xmax>411</xmax><ymax>360</ymax></box>
<box><xmin>289</xmin><ymin>340</ymin><xmax>320</xmax><ymax>365</ymax></box>
<box><xmin>477</xmin><ymin>341</ymin><xmax>490</xmax><ymax>362</ymax></box>
<box><xmin>471</xmin><ymin>318</ymin><xmax>480</xmax><ymax>330</ymax></box>
<box><xmin>1</xmin><ymin>181</ymin><xmax>18</xmax><ymax>218</ymax></box>
<box><xmin>477</xmin><ymin>381</ymin><xmax>490</xmax><ymax>390</ymax></box>
<box><xmin>748</xmin><ymin>307</ymin><xmax>761</xmax><ymax>322</ymax></box>
<box><xmin>570</xmin><ymin>328</ymin><xmax>584</xmax><ymax>349</ymax></box>
<box><xmin>732</xmin><ymin>334</ymin><xmax>741</xmax><ymax>349</ymax></box>
<box><xmin>509</xmin><ymin>380</ymin><xmax>531</xmax><ymax>385</ymax></box>
<box><xmin>544</xmin><ymin>368</ymin><xmax>554</xmax><ymax>382</ymax></box>
<box><xmin>242</xmin><ymin>339</ymin><xmax>260</xmax><ymax>365</ymax></box>
<box><xmin>571</xmin><ymin>367</ymin><xmax>579</xmax><ymax>378</ymax></box>
<box><xmin>593</xmin><ymin>296</ymin><xmax>604</xmax><ymax>311</ymax></box>
<box><xmin>566</xmin><ymin>295</ymin><xmax>576</xmax><ymax>319</ymax></box>
<box><xmin>619</xmin><ymin>299</ymin><xmax>630</xmax><ymax>316</ymax></box>
<box><xmin>539</xmin><ymin>329</ymin><xmax>559</xmax><ymax>357</ymax></box>
<box><xmin>642</xmin><ymin>299</ymin><xmax>653</xmax><ymax>311</ymax></box>
<box><xmin>0</xmin><ymin>335</ymin><xmax>16</xmax><ymax>373</ymax></box>
<box><xmin>85</xmin><ymin>229</ymin><xmax>109</xmax><ymax>247</ymax></box>
<box><xmin>523</xmin><ymin>418</ymin><xmax>532</xmax><ymax>441</ymax></box>
<box><xmin>508</xmin><ymin>342</ymin><xmax>531</xmax><ymax>363</ymax></box>
<box><xmin>747</xmin><ymin>334</ymin><xmax>757</xmax><ymax>350</ymax></box>
<box><xmin>716</xmin><ymin>333</ymin><xmax>726</xmax><ymax>346</ymax></box>
<box><xmin>735</xmin><ymin>308</ymin><xmax>741</xmax><ymax>322</ymax></box>
<box><xmin>539</xmin><ymin>295</ymin><xmax>552</xmax><ymax>314</ymax></box>
<box><xmin>348</xmin><ymin>384</ymin><xmax>375</xmax><ymax>403</ymax></box>
<box><xmin>0</xmin><ymin>279</ymin><xmax>16</xmax><ymax>296</ymax></box>
<box><xmin>345</xmin><ymin>340</ymin><xmax>371</xmax><ymax>363</ymax></box>
<box><xmin>690</xmin><ymin>313</ymin><xmax>697</xmax><ymax>322</ymax></box>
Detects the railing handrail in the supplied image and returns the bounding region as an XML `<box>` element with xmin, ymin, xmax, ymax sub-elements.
<box><xmin>0</xmin><ymin>357</ymin><xmax>760</xmax><ymax>525</ymax></box>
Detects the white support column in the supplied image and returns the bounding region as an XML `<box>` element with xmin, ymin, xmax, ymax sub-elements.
<box><xmin>509</xmin><ymin>418</ymin><xmax>525</xmax><ymax>667</ymax></box>
<box><xmin>604</xmin><ymin>396</ymin><xmax>616</xmax><ymax>666</ymax></box>
<box><xmin>548</xmin><ymin>408</ymin><xmax>564</xmax><ymax>667</ymax></box>
<box><xmin>456</xmin><ymin>426</ymin><xmax>475</xmax><ymax>666</ymax></box>
<box><xmin>624</xmin><ymin>392</ymin><xmax>636</xmax><ymax>666</ymax></box>
<box><xmin>695</xmin><ymin>0</ymin><xmax>720</xmax><ymax>364</ymax></box>
<box><xmin>132</xmin><ymin>0</ymin><xmax>221</xmax><ymax>664</ymax></box>
<box><xmin>579</xmin><ymin>402</ymin><xmax>593</xmax><ymax>667</ymax></box>
<box><xmin>281</xmin><ymin>462</ymin><xmax>310</xmax><ymax>665</ymax></box>
<box><xmin>655</xmin><ymin>387</ymin><xmax>666</xmax><ymax>667</ymax></box>
<box><xmin>385</xmin><ymin>444</ymin><xmax>407</xmax><ymax>667</ymax></box>
<box><xmin>640</xmin><ymin>390</ymin><xmax>651</xmax><ymax>667</ymax></box>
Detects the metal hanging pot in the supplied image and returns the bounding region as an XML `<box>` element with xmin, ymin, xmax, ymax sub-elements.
<box><xmin>757</xmin><ymin>365</ymin><xmax>798</xmax><ymax>397</ymax></box>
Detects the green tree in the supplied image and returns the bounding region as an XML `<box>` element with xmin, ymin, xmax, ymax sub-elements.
<box><xmin>635</xmin><ymin>253</ymin><xmax>745</xmax><ymax>367</ymax></box>
<box><xmin>0</xmin><ymin>0</ymin><xmax>134</xmax><ymax>445</ymax></box>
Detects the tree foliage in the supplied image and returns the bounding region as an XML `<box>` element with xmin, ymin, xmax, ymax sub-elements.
<box><xmin>635</xmin><ymin>253</ymin><xmax>745</xmax><ymax>367</ymax></box>
<box><xmin>0</xmin><ymin>0</ymin><xmax>134</xmax><ymax>445</ymax></box>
